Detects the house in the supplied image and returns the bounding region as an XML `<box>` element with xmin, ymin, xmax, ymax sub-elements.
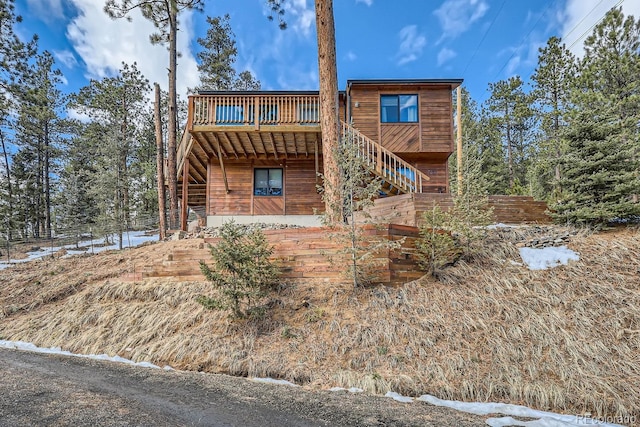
<box><xmin>176</xmin><ymin>78</ymin><xmax>463</xmax><ymax>230</ymax></box>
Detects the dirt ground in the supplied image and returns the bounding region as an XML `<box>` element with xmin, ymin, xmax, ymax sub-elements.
<box><xmin>0</xmin><ymin>347</ymin><xmax>489</xmax><ymax>427</ymax></box>
<box><xmin>1</xmin><ymin>225</ymin><xmax>639</xmax><ymax>422</ymax></box>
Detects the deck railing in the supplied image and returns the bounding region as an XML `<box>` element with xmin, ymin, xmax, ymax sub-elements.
<box><xmin>188</xmin><ymin>94</ymin><xmax>321</xmax><ymax>127</ymax></box>
<box><xmin>341</xmin><ymin>121</ymin><xmax>429</xmax><ymax>194</ymax></box>
<box><xmin>180</xmin><ymin>94</ymin><xmax>428</xmax><ymax>195</ymax></box>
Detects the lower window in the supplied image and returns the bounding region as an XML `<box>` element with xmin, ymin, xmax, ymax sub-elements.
<box><xmin>254</xmin><ymin>168</ymin><xmax>283</xmax><ymax>196</ymax></box>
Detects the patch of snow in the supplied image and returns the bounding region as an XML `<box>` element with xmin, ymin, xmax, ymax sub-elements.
<box><xmin>519</xmin><ymin>246</ymin><xmax>579</xmax><ymax>270</ymax></box>
<box><xmin>486</xmin><ymin>223</ymin><xmax>521</xmax><ymax>230</ymax></box>
<box><xmin>250</xmin><ymin>377</ymin><xmax>299</xmax><ymax>387</ymax></box>
<box><xmin>329</xmin><ymin>386</ymin><xmax>364</xmax><ymax>393</ymax></box>
<box><xmin>0</xmin><ymin>341</ymin><xmax>626</xmax><ymax>427</ymax></box>
<box><xmin>385</xmin><ymin>391</ymin><xmax>413</xmax><ymax>403</ymax></box>
<box><xmin>0</xmin><ymin>231</ymin><xmax>158</xmax><ymax>270</ymax></box>
<box><xmin>417</xmin><ymin>394</ymin><xmax>624</xmax><ymax>427</ymax></box>
<box><xmin>0</xmin><ymin>340</ymin><xmax>164</xmax><ymax>370</ymax></box>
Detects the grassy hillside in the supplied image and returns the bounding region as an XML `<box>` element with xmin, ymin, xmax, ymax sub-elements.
<box><xmin>1</xmin><ymin>225</ymin><xmax>638</xmax><ymax>419</ymax></box>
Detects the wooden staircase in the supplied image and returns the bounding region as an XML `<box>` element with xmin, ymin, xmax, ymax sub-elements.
<box><xmin>340</xmin><ymin>121</ymin><xmax>430</xmax><ymax>196</ymax></box>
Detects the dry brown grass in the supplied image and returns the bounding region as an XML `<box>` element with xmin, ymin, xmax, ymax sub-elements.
<box><xmin>1</xmin><ymin>225</ymin><xmax>639</xmax><ymax>419</ymax></box>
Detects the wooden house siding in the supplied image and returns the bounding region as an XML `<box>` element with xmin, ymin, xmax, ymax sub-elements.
<box><xmin>285</xmin><ymin>159</ymin><xmax>325</xmax><ymax>215</ymax></box>
<box><xmin>348</xmin><ymin>85</ymin><xmax>454</xmax><ymax>155</ymax></box>
<box><xmin>348</xmin><ymin>86</ymin><xmax>380</xmax><ymax>143</ymax></box>
<box><xmin>420</xmin><ymin>88</ymin><xmax>454</xmax><ymax>153</ymax></box>
<box><xmin>206</xmin><ymin>158</ymin><xmax>323</xmax><ymax>216</ymax></box>
<box><xmin>414</xmin><ymin>159</ymin><xmax>449</xmax><ymax>193</ymax></box>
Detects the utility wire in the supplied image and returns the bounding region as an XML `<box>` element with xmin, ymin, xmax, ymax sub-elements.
<box><xmin>462</xmin><ymin>0</ymin><xmax>507</xmax><ymax>75</ymax></box>
<box><xmin>567</xmin><ymin>0</ymin><xmax>624</xmax><ymax>50</ymax></box>
<box><xmin>492</xmin><ymin>0</ymin><xmax>558</xmax><ymax>81</ymax></box>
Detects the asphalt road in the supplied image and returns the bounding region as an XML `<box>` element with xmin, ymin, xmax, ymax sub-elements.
<box><xmin>0</xmin><ymin>348</ymin><xmax>487</xmax><ymax>426</ymax></box>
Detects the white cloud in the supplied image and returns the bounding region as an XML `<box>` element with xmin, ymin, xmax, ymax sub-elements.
<box><xmin>65</xmin><ymin>0</ymin><xmax>199</xmax><ymax>96</ymax></box>
<box><xmin>433</xmin><ymin>0</ymin><xmax>489</xmax><ymax>42</ymax></box>
<box><xmin>396</xmin><ymin>25</ymin><xmax>426</xmax><ymax>66</ymax></box>
<box><xmin>26</xmin><ymin>0</ymin><xmax>64</xmax><ymax>20</ymax></box>
<box><xmin>53</xmin><ymin>50</ymin><xmax>78</xmax><ymax>69</ymax></box>
<box><xmin>286</xmin><ymin>0</ymin><xmax>315</xmax><ymax>37</ymax></box>
<box><xmin>66</xmin><ymin>106</ymin><xmax>91</xmax><ymax>123</ymax></box>
<box><xmin>560</xmin><ymin>0</ymin><xmax>640</xmax><ymax>56</ymax></box>
<box><xmin>251</xmin><ymin>28</ymin><xmax>318</xmax><ymax>90</ymax></box>
<box><xmin>437</xmin><ymin>47</ymin><xmax>457</xmax><ymax>66</ymax></box>
<box><xmin>356</xmin><ymin>0</ymin><xmax>373</xmax><ymax>6</ymax></box>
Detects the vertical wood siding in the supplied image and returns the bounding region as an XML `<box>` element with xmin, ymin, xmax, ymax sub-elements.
<box><xmin>207</xmin><ymin>158</ymin><xmax>323</xmax><ymax>216</ymax></box>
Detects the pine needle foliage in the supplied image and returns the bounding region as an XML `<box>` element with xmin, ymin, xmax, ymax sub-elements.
<box><xmin>198</xmin><ymin>221</ymin><xmax>279</xmax><ymax>319</ymax></box>
<box><xmin>417</xmin><ymin>206</ymin><xmax>459</xmax><ymax>278</ymax></box>
<box><xmin>417</xmin><ymin>194</ymin><xmax>492</xmax><ymax>279</ymax></box>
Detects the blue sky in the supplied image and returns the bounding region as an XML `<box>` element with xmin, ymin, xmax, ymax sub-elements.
<box><xmin>13</xmin><ymin>0</ymin><xmax>640</xmax><ymax>105</ymax></box>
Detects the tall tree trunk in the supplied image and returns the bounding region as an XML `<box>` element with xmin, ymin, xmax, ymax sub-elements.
<box><xmin>0</xmin><ymin>129</ymin><xmax>13</xmax><ymax>240</ymax></box>
<box><xmin>122</xmin><ymin>85</ymin><xmax>130</xmax><ymax>230</ymax></box>
<box><xmin>167</xmin><ymin>1</ymin><xmax>179</xmax><ymax>229</ymax></box>
<box><xmin>315</xmin><ymin>0</ymin><xmax>342</xmax><ymax>224</ymax></box>
<box><xmin>505</xmin><ymin>106</ymin><xmax>513</xmax><ymax>189</ymax></box>
<box><xmin>155</xmin><ymin>83</ymin><xmax>167</xmax><ymax>240</ymax></box>
<box><xmin>44</xmin><ymin>122</ymin><xmax>51</xmax><ymax>239</ymax></box>
<box><xmin>36</xmin><ymin>136</ymin><xmax>43</xmax><ymax>238</ymax></box>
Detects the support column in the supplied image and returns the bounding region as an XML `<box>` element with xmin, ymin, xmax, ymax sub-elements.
<box><xmin>181</xmin><ymin>158</ymin><xmax>189</xmax><ymax>231</ymax></box>
<box><xmin>456</xmin><ymin>85</ymin><xmax>463</xmax><ymax>196</ymax></box>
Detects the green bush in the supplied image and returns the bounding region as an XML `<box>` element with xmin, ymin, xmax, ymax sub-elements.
<box><xmin>416</xmin><ymin>194</ymin><xmax>492</xmax><ymax>279</ymax></box>
<box><xmin>198</xmin><ymin>221</ymin><xmax>279</xmax><ymax>318</ymax></box>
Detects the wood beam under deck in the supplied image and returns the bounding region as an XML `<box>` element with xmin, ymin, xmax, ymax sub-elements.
<box><xmin>221</xmin><ymin>132</ymin><xmax>245</xmax><ymax>158</ymax></box>
<box><xmin>253</xmin><ymin>132</ymin><xmax>268</xmax><ymax>157</ymax></box>
<box><xmin>214</xmin><ymin>137</ymin><xmax>230</xmax><ymax>194</ymax></box>
<box><xmin>192</xmin><ymin>132</ymin><xmax>218</xmax><ymax>159</ymax></box>
<box><xmin>185</xmin><ymin>157</ymin><xmax>207</xmax><ymax>184</ymax></box>
<box><xmin>242</xmin><ymin>131</ymin><xmax>258</xmax><ymax>157</ymax></box>
<box><xmin>279</xmin><ymin>133</ymin><xmax>289</xmax><ymax>159</ymax></box>
<box><xmin>315</xmin><ymin>138</ymin><xmax>319</xmax><ymax>185</ymax></box>
<box><xmin>181</xmin><ymin>157</ymin><xmax>189</xmax><ymax>231</ymax></box>
<box><xmin>258</xmin><ymin>133</ymin><xmax>276</xmax><ymax>160</ymax></box>
<box><xmin>293</xmin><ymin>137</ymin><xmax>299</xmax><ymax>158</ymax></box>
<box><xmin>182</xmin><ymin>139</ymin><xmax>208</xmax><ymax>183</ymax></box>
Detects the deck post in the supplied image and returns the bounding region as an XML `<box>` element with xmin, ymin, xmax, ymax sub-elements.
<box><xmin>314</xmin><ymin>137</ymin><xmax>319</xmax><ymax>185</ymax></box>
<box><xmin>254</xmin><ymin>96</ymin><xmax>260</xmax><ymax>131</ymax></box>
<box><xmin>215</xmin><ymin>139</ymin><xmax>230</xmax><ymax>193</ymax></box>
<box><xmin>181</xmin><ymin>157</ymin><xmax>189</xmax><ymax>231</ymax></box>
<box><xmin>456</xmin><ymin>85</ymin><xmax>463</xmax><ymax>196</ymax></box>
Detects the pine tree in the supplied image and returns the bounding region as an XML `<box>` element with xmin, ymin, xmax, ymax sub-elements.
<box><xmin>553</xmin><ymin>111</ymin><xmax>639</xmax><ymax>225</ymax></box>
<box><xmin>485</xmin><ymin>76</ymin><xmax>537</xmax><ymax>193</ymax></box>
<box><xmin>13</xmin><ymin>51</ymin><xmax>66</xmax><ymax>239</ymax></box>
<box><xmin>0</xmin><ymin>0</ymin><xmax>37</xmax><ymax>240</ymax></box>
<box><xmin>449</xmin><ymin>87</ymin><xmax>504</xmax><ymax>195</ymax></box>
<box><xmin>70</xmin><ymin>63</ymin><xmax>150</xmax><ymax>247</ymax></box>
<box><xmin>195</xmin><ymin>14</ymin><xmax>260</xmax><ymax>92</ymax></box>
<box><xmin>104</xmin><ymin>0</ymin><xmax>204</xmax><ymax>229</ymax></box>
<box><xmin>198</xmin><ymin>221</ymin><xmax>279</xmax><ymax>319</ymax></box>
<box><xmin>476</xmin><ymin>108</ymin><xmax>509</xmax><ymax>194</ymax></box>
<box><xmin>530</xmin><ymin>36</ymin><xmax>576</xmax><ymax>201</ymax></box>
<box><xmin>552</xmin><ymin>7</ymin><xmax>640</xmax><ymax>225</ymax></box>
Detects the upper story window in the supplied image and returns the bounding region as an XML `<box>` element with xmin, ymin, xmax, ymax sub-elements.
<box><xmin>380</xmin><ymin>95</ymin><xmax>418</xmax><ymax>123</ymax></box>
<box><xmin>254</xmin><ymin>168</ymin><xmax>283</xmax><ymax>196</ymax></box>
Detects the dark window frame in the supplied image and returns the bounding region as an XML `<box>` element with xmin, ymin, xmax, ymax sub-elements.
<box><xmin>380</xmin><ymin>94</ymin><xmax>419</xmax><ymax>123</ymax></box>
<box><xmin>253</xmin><ymin>168</ymin><xmax>283</xmax><ymax>197</ymax></box>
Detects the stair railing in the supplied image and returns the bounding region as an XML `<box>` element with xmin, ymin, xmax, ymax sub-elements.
<box><xmin>340</xmin><ymin>121</ymin><xmax>429</xmax><ymax>194</ymax></box>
